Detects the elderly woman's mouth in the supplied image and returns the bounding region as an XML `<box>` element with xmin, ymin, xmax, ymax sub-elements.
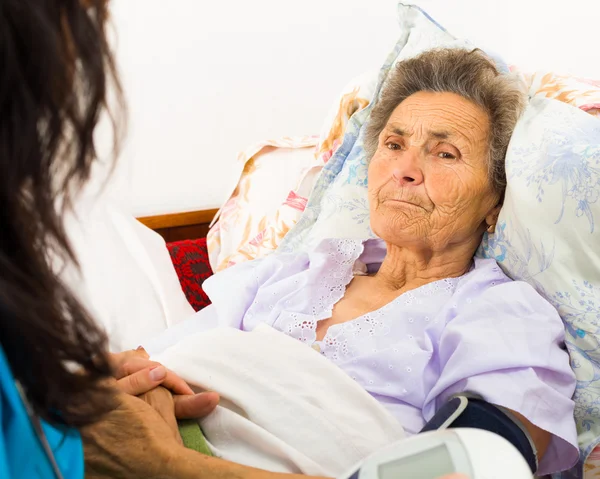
<box><xmin>382</xmin><ymin>198</ymin><xmax>426</xmax><ymax>210</ymax></box>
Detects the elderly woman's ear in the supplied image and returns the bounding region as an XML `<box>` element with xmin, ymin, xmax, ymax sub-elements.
<box><xmin>484</xmin><ymin>204</ymin><xmax>502</xmax><ymax>234</ymax></box>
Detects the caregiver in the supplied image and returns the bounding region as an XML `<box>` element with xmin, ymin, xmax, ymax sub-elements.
<box><xmin>0</xmin><ymin>1</ymin><xmax>310</xmax><ymax>478</ymax></box>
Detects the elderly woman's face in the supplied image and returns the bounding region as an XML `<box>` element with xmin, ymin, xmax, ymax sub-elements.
<box><xmin>368</xmin><ymin>91</ymin><xmax>501</xmax><ymax>252</ymax></box>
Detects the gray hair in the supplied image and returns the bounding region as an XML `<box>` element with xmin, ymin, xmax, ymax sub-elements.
<box><xmin>363</xmin><ymin>48</ymin><xmax>526</xmax><ymax>195</ymax></box>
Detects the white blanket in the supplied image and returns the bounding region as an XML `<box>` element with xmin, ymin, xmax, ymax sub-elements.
<box><xmin>153</xmin><ymin>324</ymin><xmax>405</xmax><ymax>477</ymax></box>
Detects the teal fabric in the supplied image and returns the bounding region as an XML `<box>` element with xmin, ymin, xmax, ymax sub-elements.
<box><xmin>0</xmin><ymin>346</ymin><xmax>83</xmax><ymax>478</ymax></box>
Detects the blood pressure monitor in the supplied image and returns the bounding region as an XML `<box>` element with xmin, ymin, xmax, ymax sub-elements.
<box><xmin>338</xmin><ymin>428</ymin><xmax>533</xmax><ymax>479</ymax></box>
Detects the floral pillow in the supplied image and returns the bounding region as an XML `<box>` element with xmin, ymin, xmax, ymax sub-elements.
<box><xmin>480</xmin><ymin>96</ymin><xmax>600</xmax><ymax>472</ymax></box>
<box><xmin>526</xmin><ymin>71</ymin><xmax>600</xmax><ymax>119</ymax></box>
<box><xmin>207</xmin><ymin>136</ymin><xmax>319</xmax><ymax>272</ymax></box>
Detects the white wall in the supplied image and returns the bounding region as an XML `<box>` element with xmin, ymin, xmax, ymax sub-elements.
<box><xmin>109</xmin><ymin>0</ymin><xmax>399</xmax><ymax>215</ymax></box>
<box><xmin>107</xmin><ymin>0</ymin><xmax>599</xmax><ymax>216</ymax></box>
<box><xmin>415</xmin><ymin>0</ymin><xmax>600</xmax><ymax>78</ymax></box>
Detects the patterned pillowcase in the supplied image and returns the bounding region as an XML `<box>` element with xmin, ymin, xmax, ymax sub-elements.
<box><xmin>526</xmin><ymin>71</ymin><xmax>600</xmax><ymax>118</ymax></box>
<box><xmin>167</xmin><ymin>238</ymin><xmax>213</xmax><ymax>311</ymax></box>
<box><xmin>479</xmin><ymin>97</ymin><xmax>600</xmax><ymax>471</ymax></box>
<box><xmin>206</xmin><ymin>136</ymin><xmax>320</xmax><ymax>272</ymax></box>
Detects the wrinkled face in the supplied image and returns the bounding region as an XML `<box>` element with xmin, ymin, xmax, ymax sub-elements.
<box><xmin>368</xmin><ymin>91</ymin><xmax>500</xmax><ymax>252</ymax></box>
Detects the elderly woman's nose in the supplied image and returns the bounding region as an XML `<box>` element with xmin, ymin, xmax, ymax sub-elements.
<box><xmin>391</xmin><ymin>162</ymin><xmax>424</xmax><ymax>186</ymax></box>
<box><xmin>389</xmin><ymin>147</ymin><xmax>424</xmax><ymax>186</ymax></box>
<box><xmin>392</xmin><ymin>169</ymin><xmax>422</xmax><ymax>186</ymax></box>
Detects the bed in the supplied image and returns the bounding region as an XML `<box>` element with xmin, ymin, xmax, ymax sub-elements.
<box><xmin>127</xmin><ymin>4</ymin><xmax>600</xmax><ymax>476</ymax></box>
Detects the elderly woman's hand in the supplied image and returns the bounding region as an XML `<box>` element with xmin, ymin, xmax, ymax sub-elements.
<box><xmin>83</xmin><ymin>388</ymin><xmax>330</xmax><ymax>479</ymax></box>
<box><xmin>82</xmin><ymin>387</ymin><xmax>184</xmax><ymax>478</ymax></box>
<box><xmin>109</xmin><ymin>348</ymin><xmax>219</xmax><ymax>419</ymax></box>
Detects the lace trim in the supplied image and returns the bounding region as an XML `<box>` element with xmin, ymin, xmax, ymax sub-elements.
<box><xmin>316</xmin><ymin>275</ymin><xmax>461</xmax><ymax>362</ymax></box>
<box><xmin>311</xmin><ymin>239</ymin><xmax>365</xmax><ymax>320</ymax></box>
<box><xmin>286</xmin><ymin>313</ymin><xmax>317</xmax><ymax>343</ymax></box>
<box><xmin>285</xmin><ymin>239</ymin><xmax>364</xmax><ymax>345</ymax></box>
<box><xmin>324</xmin><ymin>309</ymin><xmax>393</xmax><ymax>361</ymax></box>
<box><xmin>284</xmin><ymin>239</ymin><xmax>461</xmax><ymax>363</ymax></box>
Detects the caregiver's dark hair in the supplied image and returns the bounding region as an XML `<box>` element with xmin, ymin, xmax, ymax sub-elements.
<box><xmin>364</xmin><ymin>48</ymin><xmax>526</xmax><ymax>195</ymax></box>
<box><xmin>0</xmin><ymin>0</ymin><xmax>123</xmax><ymax>426</ymax></box>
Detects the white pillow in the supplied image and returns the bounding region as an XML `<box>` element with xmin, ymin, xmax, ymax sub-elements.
<box><xmin>61</xmin><ymin>193</ymin><xmax>194</xmax><ymax>352</ymax></box>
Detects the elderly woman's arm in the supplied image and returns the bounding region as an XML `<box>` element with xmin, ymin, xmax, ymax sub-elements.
<box><xmin>431</xmin><ymin>279</ymin><xmax>578</xmax><ymax>475</ymax></box>
<box><xmin>510</xmin><ymin>410</ymin><xmax>551</xmax><ymax>460</ymax></box>
<box><xmin>164</xmin><ymin>447</ymin><xmax>329</xmax><ymax>479</ymax></box>
<box><xmin>165</xmin><ymin>452</ymin><xmax>466</xmax><ymax>479</ymax></box>
<box><xmin>83</xmin><ymin>387</ymin><xmax>467</xmax><ymax>479</ymax></box>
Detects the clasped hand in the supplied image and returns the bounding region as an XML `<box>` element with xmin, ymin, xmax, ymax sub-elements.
<box><xmin>82</xmin><ymin>347</ymin><xmax>219</xmax><ymax>478</ymax></box>
<box><xmin>83</xmin><ymin>348</ymin><xmax>468</xmax><ymax>479</ymax></box>
<box><xmin>111</xmin><ymin>347</ymin><xmax>219</xmax><ymax>422</ymax></box>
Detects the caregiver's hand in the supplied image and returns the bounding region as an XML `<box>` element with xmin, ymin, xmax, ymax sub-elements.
<box><xmin>110</xmin><ymin>347</ymin><xmax>192</xmax><ymax>395</ymax></box>
<box><xmin>110</xmin><ymin>348</ymin><xmax>220</xmax><ymax>419</ymax></box>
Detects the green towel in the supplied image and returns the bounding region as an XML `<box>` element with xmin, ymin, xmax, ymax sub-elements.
<box><xmin>178</xmin><ymin>419</ymin><xmax>213</xmax><ymax>456</ymax></box>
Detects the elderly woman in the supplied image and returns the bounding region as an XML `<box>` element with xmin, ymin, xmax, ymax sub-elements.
<box><xmin>136</xmin><ymin>48</ymin><xmax>578</xmax><ymax>477</ymax></box>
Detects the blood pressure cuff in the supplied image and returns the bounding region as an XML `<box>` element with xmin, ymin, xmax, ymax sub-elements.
<box><xmin>420</xmin><ymin>395</ymin><xmax>537</xmax><ymax>473</ymax></box>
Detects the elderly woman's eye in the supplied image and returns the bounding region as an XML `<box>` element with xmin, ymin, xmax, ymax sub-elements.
<box><xmin>386</xmin><ymin>142</ymin><xmax>401</xmax><ymax>151</ymax></box>
<box><xmin>438</xmin><ymin>151</ymin><xmax>457</xmax><ymax>160</ymax></box>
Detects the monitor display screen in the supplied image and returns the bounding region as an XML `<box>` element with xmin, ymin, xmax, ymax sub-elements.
<box><xmin>378</xmin><ymin>444</ymin><xmax>455</xmax><ymax>479</ymax></box>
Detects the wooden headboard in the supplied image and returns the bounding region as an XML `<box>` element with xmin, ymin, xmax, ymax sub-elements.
<box><xmin>137</xmin><ymin>208</ymin><xmax>219</xmax><ymax>242</ymax></box>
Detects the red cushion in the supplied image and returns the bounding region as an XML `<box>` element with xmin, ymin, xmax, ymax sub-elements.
<box><xmin>166</xmin><ymin>238</ymin><xmax>213</xmax><ymax>311</ymax></box>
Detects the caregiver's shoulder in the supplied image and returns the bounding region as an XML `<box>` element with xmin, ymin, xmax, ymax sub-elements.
<box><xmin>453</xmin><ymin>257</ymin><xmax>562</xmax><ymax>324</ymax></box>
